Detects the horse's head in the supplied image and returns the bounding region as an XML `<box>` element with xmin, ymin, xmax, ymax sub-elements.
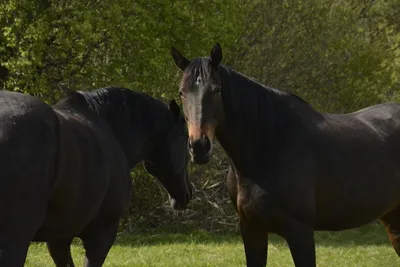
<box><xmin>171</xmin><ymin>43</ymin><xmax>224</xmax><ymax>164</ymax></box>
<box><xmin>142</xmin><ymin>100</ymin><xmax>192</xmax><ymax>210</ymax></box>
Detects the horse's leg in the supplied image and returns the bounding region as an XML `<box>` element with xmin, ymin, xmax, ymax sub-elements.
<box><xmin>240</xmin><ymin>219</ymin><xmax>268</xmax><ymax>267</ymax></box>
<box><xmin>0</xmin><ymin>238</ymin><xmax>30</xmax><ymax>267</ymax></box>
<box><xmin>0</xmin><ymin>182</ymin><xmax>48</xmax><ymax>266</ymax></box>
<box><xmin>80</xmin><ymin>223</ymin><xmax>118</xmax><ymax>267</ymax></box>
<box><xmin>280</xmin><ymin>219</ymin><xmax>316</xmax><ymax>267</ymax></box>
<box><xmin>46</xmin><ymin>238</ymin><xmax>75</xmax><ymax>267</ymax></box>
<box><xmin>228</xmin><ymin>169</ymin><xmax>268</xmax><ymax>266</ymax></box>
<box><xmin>381</xmin><ymin>205</ymin><xmax>400</xmax><ymax>256</ymax></box>
<box><xmin>0</xmin><ymin>204</ymin><xmax>46</xmax><ymax>267</ymax></box>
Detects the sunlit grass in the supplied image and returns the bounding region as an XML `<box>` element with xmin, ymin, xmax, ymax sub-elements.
<box><xmin>26</xmin><ymin>222</ymin><xmax>399</xmax><ymax>266</ymax></box>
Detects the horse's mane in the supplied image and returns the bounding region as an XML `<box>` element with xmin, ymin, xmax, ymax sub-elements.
<box><xmin>217</xmin><ymin>64</ymin><xmax>310</xmax><ymax>125</ymax></box>
<box><xmin>74</xmin><ymin>86</ymin><xmax>175</xmax><ymax>134</ymax></box>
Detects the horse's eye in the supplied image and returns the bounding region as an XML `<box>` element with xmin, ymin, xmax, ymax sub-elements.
<box><xmin>179</xmin><ymin>90</ymin><xmax>185</xmax><ymax>99</ymax></box>
<box><xmin>214</xmin><ymin>87</ymin><xmax>222</xmax><ymax>95</ymax></box>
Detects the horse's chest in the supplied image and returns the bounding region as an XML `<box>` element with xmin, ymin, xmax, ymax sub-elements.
<box><xmin>226</xmin><ymin>166</ymin><xmax>275</xmax><ymax>225</ymax></box>
<box><xmin>231</xmin><ymin>179</ymin><xmax>270</xmax><ymax>224</ymax></box>
<box><xmin>236</xmin><ymin>186</ymin><xmax>253</xmax><ymax>218</ymax></box>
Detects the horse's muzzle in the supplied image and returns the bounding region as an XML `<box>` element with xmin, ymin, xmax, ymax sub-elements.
<box><xmin>169</xmin><ymin>179</ymin><xmax>193</xmax><ymax>210</ymax></box>
<box><xmin>188</xmin><ymin>135</ymin><xmax>212</xmax><ymax>165</ymax></box>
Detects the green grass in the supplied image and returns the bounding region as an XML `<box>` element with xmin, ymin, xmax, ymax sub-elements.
<box><xmin>26</xmin><ymin>223</ymin><xmax>400</xmax><ymax>267</ymax></box>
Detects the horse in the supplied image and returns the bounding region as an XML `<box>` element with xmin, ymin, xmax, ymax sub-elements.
<box><xmin>0</xmin><ymin>86</ymin><xmax>192</xmax><ymax>267</ymax></box>
<box><xmin>171</xmin><ymin>42</ymin><xmax>400</xmax><ymax>266</ymax></box>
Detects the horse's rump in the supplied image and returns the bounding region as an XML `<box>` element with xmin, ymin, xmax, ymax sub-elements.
<box><xmin>35</xmin><ymin>108</ymin><xmax>117</xmax><ymax>239</ymax></box>
<box><xmin>0</xmin><ymin>91</ymin><xmax>59</xmax><ymax>236</ymax></box>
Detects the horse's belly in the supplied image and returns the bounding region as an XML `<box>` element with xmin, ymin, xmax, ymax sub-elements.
<box><xmin>315</xmin><ymin>184</ymin><xmax>400</xmax><ymax>231</ymax></box>
<box><xmin>35</xmin><ymin>172</ymin><xmax>111</xmax><ymax>240</ymax></box>
<box><xmin>33</xmin><ymin>224</ymin><xmax>80</xmax><ymax>241</ymax></box>
<box><xmin>314</xmin><ymin>214</ymin><xmax>382</xmax><ymax>231</ymax></box>
<box><xmin>34</xmin><ymin>200</ymin><xmax>103</xmax><ymax>241</ymax></box>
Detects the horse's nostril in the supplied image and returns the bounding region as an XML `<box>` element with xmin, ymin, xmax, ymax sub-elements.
<box><xmin>190</xmin><ymin>136</ymin><xmax>212</xmax><ymax>158</ymax></box>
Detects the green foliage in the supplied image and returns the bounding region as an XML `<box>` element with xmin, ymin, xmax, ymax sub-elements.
<box><xmin>237</xmin><ymin>0</ymin><xmax>400</xmax><ymax>112</ymax></box>
<box><xmin>0</xmin><ymin>0</ymin><xmax>245</xmax><ymax>102</ymax></box>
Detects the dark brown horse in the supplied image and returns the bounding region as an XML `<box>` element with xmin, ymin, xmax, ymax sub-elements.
<box><xmin>0</xmin><ymin>87</ymin><xmax>192</xmax><ymax>267</ymax></box>
<box><xmin>171</xmin><ymin>43</ymin><xmax>400</xmax><ymax>266</ymax></box>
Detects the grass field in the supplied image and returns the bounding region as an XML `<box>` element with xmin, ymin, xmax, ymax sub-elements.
<box><xmin>26</xmin><ymin>222</ymin><xmax>400</xmax><ymax>267</ymax></box>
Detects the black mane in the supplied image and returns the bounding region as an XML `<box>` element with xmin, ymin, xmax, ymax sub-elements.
<box><xmin>215</xmin><ymin>64</ymin><xmax>314</xmax><ymax>137</ymax></box>
<box><xmin>75</xmin><ymin>86</ymin><xmax>176</xmax><ymax>134</ymax></box>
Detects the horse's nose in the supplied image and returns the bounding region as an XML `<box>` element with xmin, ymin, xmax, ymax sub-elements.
<box><xmin>191</xmin><ymin>135</ymin><xmax>211</xmax><ymax>154</ymax></box>
<box><xmin>201</xmin><ymin>135</ymin><xmax>211</xmax><ymax>152</ymax></box>
<box><xmin>189</xmin><ymin>135</ymin><xmax>212</xmax><ymax>165</ymax></box>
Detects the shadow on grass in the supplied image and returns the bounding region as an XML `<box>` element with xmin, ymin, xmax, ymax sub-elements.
<box><xmin>110</xmin><ymin>221</ymin><xmax>392</xmax><ymax>248</ymax></box>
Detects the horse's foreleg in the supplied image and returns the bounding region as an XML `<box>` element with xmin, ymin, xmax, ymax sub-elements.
<box><xmin>46</xmin><ymin>238</ymin><xmax>75</xmax><ymax>267</ymax></box>
<box><xmin>80</xmin><ymin>222</ymin><xmax>118</xmax><ymax>267</ymax></box>
<box><xmin>281</xmin><ymin>220</ymin><xmax>316</xmax><ymax>267</ymax></box>
<box><xmin>240</xmin><ymin>219</ymin><xmax>268</xmax><ymax>267</ymax></box>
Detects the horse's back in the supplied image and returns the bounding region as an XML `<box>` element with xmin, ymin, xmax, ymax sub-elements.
<box><xmin>352</xmin><ymin>102</ymin><xmax>400</xmax><ymax>136</ymax></box>
<box><xmin>0</xmin><ymin>90</ymin><xmax>58</xmax><ymax>141</ymax></box>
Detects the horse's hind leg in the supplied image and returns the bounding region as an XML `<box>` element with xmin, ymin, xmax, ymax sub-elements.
<box><xmin>0</xmin><ymin>177</ymin><xmax>48</xmax><ymax>266</ymax></box>
<box><xmin>381</xmin><ymin>205</ymin><xmax>400</xmax><ymax>256</ymax></box>
<box><xmin>46</xmin><ymin>238</ymin><xmax>75</xmax><ymax>267</ymax></box>
<box><xmin>0</xmin><ymin>238</ymin><xmax>30</xmax><ymax>267</ymax></box>
<box><xmin>80</xmin><ymin>222</ymin><xmax>119</xmax><ymax>267</ymax></box>
<box><xmin>0</xmin><ymin>201</ymin><xmax>47</xmax><ymax>267</ymax></box>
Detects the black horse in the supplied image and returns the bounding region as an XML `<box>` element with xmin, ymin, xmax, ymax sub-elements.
<box><xmin>172</xmin><ymin>43</ymin><xmax>400</xmax><ymax>266</ymax></box>
<box><xmin>0</xmin><ymin>86</ymin><xmax>192</xmax><ymax>267</ymax></box>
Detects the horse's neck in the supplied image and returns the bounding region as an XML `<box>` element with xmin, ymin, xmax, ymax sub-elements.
<box><xmin>217</xmin><ymin>87</ymin><xmax>322</xmax><ymax>179</ymax></box>
<box><xmin>216</xmin><ymin>120</ymin><xmax>264</xmax><ymax>178</ymax></box>
<box><xmin>108</xmin><ymin>115</ymin><xmax>163</xmax><ymax>169</ymax></box>
<box><xmin>55</xmin><ymin>92</ymin><xmax>165</xmax><ymax>169</ymax></box>
<box><xmin>215</xmin><ymin>107</ymin><xmax>266</xmax><ymax>179</ymax></box>
<box><xmin>215</xmin><ymin>85</ymin><xmax>287</xmax><ymax>177</ymax></box>
<box><xmin>92</xmin><ymin>105</ymin><xmax>164</xmax><ymax>169</ymax></box>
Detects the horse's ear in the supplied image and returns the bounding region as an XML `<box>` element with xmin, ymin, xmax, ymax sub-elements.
<box><xmin>210</xmin><ymin>42</ymin><xmax>222</xmax><ymax>68</ymax></box>
<box><xmin>169</xmin><ymin>99</ymin><xmax>181</xmax><ymax>119</ymax></box>
<box><xmin>171</xmin><ymin>46</ymin><xmax>190</xmax><ymax>71</ymax></box>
